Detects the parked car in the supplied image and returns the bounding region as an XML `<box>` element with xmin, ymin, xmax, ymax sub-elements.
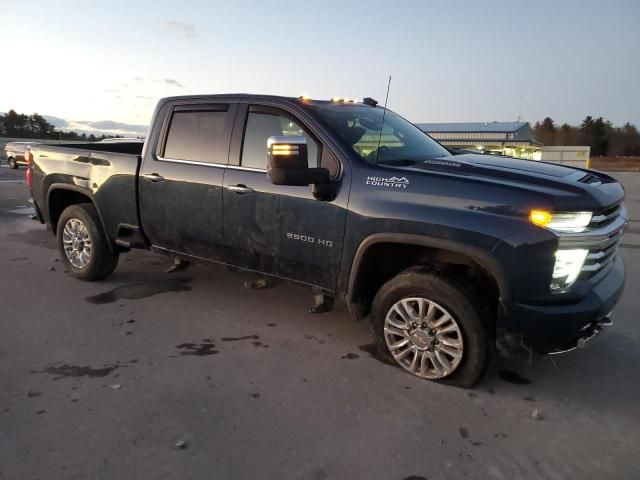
<box><xmin>27</xmin><ymin>94</ymin><xmax>627</xmax><ymax>387</ymax></box>
<box><xmin>3</xmin><ymin>141</ymin><xmax>39</xmax><ymax>168</ymax></box>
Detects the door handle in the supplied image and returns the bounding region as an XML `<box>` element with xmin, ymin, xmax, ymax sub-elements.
<box><xmin>144</xmin><ymin>173</ymin><xmax>165</xmax><ymax>183</ymax></box>
<box><xmin>226</xmin><ymin>184</ymin><xmax>254</xmax><ymax>194</ymax></box>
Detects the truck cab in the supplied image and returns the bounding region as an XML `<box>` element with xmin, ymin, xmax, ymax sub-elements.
<box><xmin>138</xmin><ymin>96</ymin><xmax>348</xmax><ymax>290</ymax></box>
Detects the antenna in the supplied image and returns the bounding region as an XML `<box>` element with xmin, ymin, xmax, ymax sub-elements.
<box><xmin>375</xmin><ymin>75</ymin><xmax>392</xmax><ymax>165</ymax></box>
<box><xmin>517</xmin><ymin>95</ymin><xmax>523</xmax><ymax>122</ymax></box>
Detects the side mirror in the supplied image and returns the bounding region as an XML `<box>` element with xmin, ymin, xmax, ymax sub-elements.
<box><xmin>267</xmin><ymin>135</ymin><xmax>330</xmax><ymax>186</ymax></box>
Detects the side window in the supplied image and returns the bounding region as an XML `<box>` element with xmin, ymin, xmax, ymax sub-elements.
<box><xmin>163</xmin><ymin>106</ymin><xmax>230</xmax><ymax>163</ymax></box>
<box><xmin>321</xmin><ymin>149</ymin><xmax>340</xmax><ymax>178</ymax></box>
<box><xmin>241</xmin><ymin>107</ymin><xmax>319</xmax><ymax>170</ymax></box>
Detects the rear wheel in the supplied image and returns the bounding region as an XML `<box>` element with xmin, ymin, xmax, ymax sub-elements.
<box><xmin>57</xmin><ymin>203</ymin><xmax>119</xmax><ymax>281</ymax></box>
<box><xmin>370</xmin><ymin>269</ymin><xmax>490</xmax><ymax>388</ymax></box>
<box><xmin>8</xmin><ymin>157</ymin><xmax>17</xmax><ymax>169</ymax></box>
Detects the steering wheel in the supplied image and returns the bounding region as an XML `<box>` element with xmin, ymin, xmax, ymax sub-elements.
<box><xmin>366</xmin><ymin>145</ymin><xmax>389</xmax><ymax>161</ymax></box>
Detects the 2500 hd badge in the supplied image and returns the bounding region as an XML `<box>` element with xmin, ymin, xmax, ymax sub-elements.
<box><xmin>286</xmin><ymin>232</ymin><xmax>334</xmax><ymax>247</ymax></box>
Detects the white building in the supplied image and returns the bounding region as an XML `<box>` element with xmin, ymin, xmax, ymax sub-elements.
<box><xmin>540</xmin><ymin>146</ymin><xmax>591</xmax><ymax>168</ymax></box>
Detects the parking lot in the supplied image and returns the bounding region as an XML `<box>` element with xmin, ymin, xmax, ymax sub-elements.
<box><xmin>1</xmin><ymin>164</ymin><xmax>639</xmax><ymax>480</ymax></box>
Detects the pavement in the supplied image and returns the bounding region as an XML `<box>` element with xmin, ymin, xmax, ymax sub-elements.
<box><xmin>1</xmin><ymin>164</ymin><xmax>639</xmax><ymax>480</ymax></box>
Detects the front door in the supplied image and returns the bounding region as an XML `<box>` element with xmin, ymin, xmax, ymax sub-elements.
<box><xmin>222</xmin><ymin>105</ymin><xmax>347</xmax><ymax>290</ymax></box>
<box><xmin>139</xmin><ymin>102</ymin><xmax>236</xmax><ymax>261</ymax></box>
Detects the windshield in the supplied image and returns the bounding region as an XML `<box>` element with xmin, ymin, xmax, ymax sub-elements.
<box><xmin>309</xmin><ymin>103</ymin><xmax>450</xmax><ymax>164</ymax></box>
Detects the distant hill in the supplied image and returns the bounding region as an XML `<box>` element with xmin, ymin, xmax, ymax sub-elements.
<box><xmin>1</xmin><ymin>112</ymin><xmax>146</xmax><ymax>137</ymax></box>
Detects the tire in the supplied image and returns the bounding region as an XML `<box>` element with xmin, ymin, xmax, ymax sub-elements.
<box><xmin>8</xmin><ymin>157</ymin><xmax>17</xmax><ymax>169</ymax></box>
<box><xmin>370</xmin><ymin>269</ymin><xmax>490</xmax><ymax>388</ymax></box>
<box><xmin>56</xmin><ymin>203</ymin><xmax>119</xmax><ymax>281</ymax></box>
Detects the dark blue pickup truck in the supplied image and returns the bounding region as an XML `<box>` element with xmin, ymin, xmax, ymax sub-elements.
<box><xmin>27</xmin><ymin>94</ymin><xmax>627</xmax><ymax>387</ymax></box>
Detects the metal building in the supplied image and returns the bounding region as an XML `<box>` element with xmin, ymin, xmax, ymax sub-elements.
<box><xmin>416</xmin><ymin>121</ymin><xmax>542</xmax><ymax>160</ymax></box>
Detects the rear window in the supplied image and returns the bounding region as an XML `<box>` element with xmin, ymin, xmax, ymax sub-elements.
<box><xmin>7</xmin><ymin>143</ymin><xmax>25</xmax><ymax>152</ymax></box>
<box><xmin>163</xmin><ymin>107</ymin><xmax>230</xmax><ymax>163</ymax></box>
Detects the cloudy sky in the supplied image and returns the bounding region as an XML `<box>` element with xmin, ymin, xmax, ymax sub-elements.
<box><xmin>1</xmin><ymin>0</ymin><xmax>639</xmax><ymax>135</ymax></box>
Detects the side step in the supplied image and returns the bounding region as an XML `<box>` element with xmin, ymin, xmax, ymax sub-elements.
<box><xmin>115</xmin><ymin>224</ymin><xmax>147</xmax><ymax>249</ymax></box>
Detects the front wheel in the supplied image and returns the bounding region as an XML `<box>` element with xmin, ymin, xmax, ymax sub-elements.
<box><xmin>370</xmin><ymin>269</ymin><xmax>490</xmax><ymax>388</ymax></box>
<box><xmin>57</xmin><ymin>203</ymin><xmax>119</xmax><ymax>281</ymax></box>
<box><xmin>8</xmin><ymin>157</ymin><xmax>17</xmax><ymax>169</ymax></box>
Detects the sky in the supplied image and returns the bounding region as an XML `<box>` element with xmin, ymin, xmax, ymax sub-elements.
<box><xmin>1</xmin><ymin>0</ymin><xmax>639</xmax><ymax>135</ymax></box>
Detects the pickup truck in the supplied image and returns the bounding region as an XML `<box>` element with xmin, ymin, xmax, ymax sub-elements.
<box><xmin>27</xmin><ymin>94</ymin><xmax>628</xmax><ymax>387</ymax></box>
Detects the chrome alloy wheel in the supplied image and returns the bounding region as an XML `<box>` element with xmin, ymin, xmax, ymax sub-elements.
<box><xmin>62</xmin><ymin>218</ymin><xmax>92</xmax><ymax>269</ymax></box>
<box><xmin>384</xmin><ymin>297</ymin><xmax>464</xmax><ymax>379</ymax></box>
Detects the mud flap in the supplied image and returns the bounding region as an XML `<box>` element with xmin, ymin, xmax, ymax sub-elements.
<box><xmin>309</xmin><ymin>290</ymin><xmax>334</xmax><ymax>314</ymax></box>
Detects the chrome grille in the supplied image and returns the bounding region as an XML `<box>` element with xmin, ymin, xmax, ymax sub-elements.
<box><xmin>589</xmin><ymin>203</ymin><xmax>622</xmax><ymax>229</ymax></box>
<box><xmin>581</xmin><ymin>230</ymin><xmax>622</xmax><ymax>275</ymax></box>
<box><xmin>558</xmin><ymin>203</ymin><xmax>627</xmax><ymax>279</ymax></box>
<box><xmin>580</xmin><ymin>205</ymin><xmax>625</xmax><ymax>277</ymax></box>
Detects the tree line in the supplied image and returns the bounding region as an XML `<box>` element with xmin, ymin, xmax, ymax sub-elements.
<box><xmin>533</xmin><ymin>116</ymin><xmax>640</xmax><ymax>157</ymax></box>
<box><xmin>0</xmin><ymin>109</ymin><xmax>122</xmax><ymax>142</ymax></box>
<box><xmin>4</xmin><ymin>108</ymin><xmax>639</xmax><ymax>156</ymax></box>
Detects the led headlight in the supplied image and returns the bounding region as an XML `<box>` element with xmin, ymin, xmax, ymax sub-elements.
<box><xmin>529</xmin><ymin>210</ymin><xmax>593</xmax><ymax>233</ymax></box>
<box><xmin>551</xmin><ymin>249</ymin><xmax>588</xmax><ymax>290</ymax></box>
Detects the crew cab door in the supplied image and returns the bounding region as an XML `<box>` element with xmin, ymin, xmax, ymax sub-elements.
<box><xmin>139</xmin><ymin>102</ymin><xmax>236</xmax><ymax>260</ymax></box>
<box><xmin>223</xmin><ymin>104</ymin><xmax>348</xmax><ymax>290</ymax></box>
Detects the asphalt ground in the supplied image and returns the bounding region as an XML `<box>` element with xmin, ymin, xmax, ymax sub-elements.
<box><xmin>1</xmin><ymin>164</ymin><xmax>639</xmax><ymax>480</ymax></box>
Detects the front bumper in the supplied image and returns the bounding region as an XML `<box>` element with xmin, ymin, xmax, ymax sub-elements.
<box><xmin>499</xmin><ymin>254</ymin><xmax>625</xmax><ymax>354</ymax></box>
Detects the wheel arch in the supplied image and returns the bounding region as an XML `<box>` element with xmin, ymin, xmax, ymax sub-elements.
<box><xmin>47</xmin><ymin>184</ymin><xmax>115</xmax><ymax>251</ymax></box>
<box><xmin>345</xmin><ymin>233</ymin><xmax>510</xmax><ymax>319</ymax></box>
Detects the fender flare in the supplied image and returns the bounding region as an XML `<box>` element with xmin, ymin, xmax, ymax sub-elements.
<box><xmin>346</xmin><ymin>233</ymin><xmax>511</xmax><ymax>304</ymax></box>
<box><xmin>46</xmin><ymin>183</ymin><xmax>115</xmax><ymax>251</ymax></box>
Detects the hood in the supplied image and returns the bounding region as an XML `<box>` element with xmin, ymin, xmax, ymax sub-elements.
<box><xmin>454</xmin><ymin>154</ymin><xmax>578</xmax><ymax>178</ymax></box>
<box><xmin>400</xmin><ymin>153</ymin><xmax>624</xmax><ymax>210</ymax></box>
<box><xmin>408</xmin><ymin>153</ymin><xmax>591</xmax><ymax>185</ymax></box>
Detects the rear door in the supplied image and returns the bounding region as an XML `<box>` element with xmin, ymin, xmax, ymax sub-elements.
<box><xmin>139</xmin><ymin>102</ymin><xmax>237</xmax><ymax>261</ymax></box>
<box><xmin>222</xmin><ymin>103</ymin><xmax>348</xmax><ymax>290</ymax></box>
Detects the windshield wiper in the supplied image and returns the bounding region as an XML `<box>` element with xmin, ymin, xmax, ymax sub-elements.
<box><xmin>377</xmin><ymin>154</ymin><xmax>453</xmax><ymax>167</ymax></box>
<box><xmin>376</xmin><ymin>158</ymin><xmax>419</xmax><ymax>166</ymax></box>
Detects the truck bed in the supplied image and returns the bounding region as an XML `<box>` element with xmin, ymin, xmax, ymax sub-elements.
<box><xmin>29</xmin><ymin>142</ymin><xmax>143</xmax><ymax>243</ymax></box>
<box><xmin>45</xmin><ymin>142</ymin><xmax>144</xmax><ymax>156</ymax></box>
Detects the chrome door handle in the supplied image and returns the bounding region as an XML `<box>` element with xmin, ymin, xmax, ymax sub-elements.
<box><xmin>226</xmin><ymin>184</ymin><xmax>254</xmax><ymax>194</ymax></box>
<box><xmin>144</xmin><ymin>173</ymin><xmax>165</xmax><ymax>183</ymax></box>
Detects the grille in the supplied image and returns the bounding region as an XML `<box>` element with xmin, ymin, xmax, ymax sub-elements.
<box><xmin>581</xmin><ymin>229</ymin><xmax>623</xmax><ymax>277</ymax></box>
<box><xmin>578</xmin><ymin>204</ymin><xmax>625</xmax><ymax>278</ymax></box>
<box><xmin>589</xmin><ymin>203</ymin><xmax>622</xmax><ymax>229</ymax></box>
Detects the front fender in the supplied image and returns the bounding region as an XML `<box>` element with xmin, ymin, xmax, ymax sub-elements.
<box><xmin>344</xmin><ymin>232</ymin><xmax>511</xmax><ymax>305</ymax></box>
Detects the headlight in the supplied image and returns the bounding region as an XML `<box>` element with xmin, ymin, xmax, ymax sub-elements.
<box><xmin>529</xmin><ymin>210</ymin><xmax>593</xmax><ymax>233</ymax></box>
<box><xmin>551</xmin><ymin>249</ymin><xmax>588</xmax><ymax>290</ymax></box>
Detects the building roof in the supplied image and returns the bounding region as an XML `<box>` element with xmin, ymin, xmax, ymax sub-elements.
<box><xmin>415</xmin><ymin>121</ymin><xmax>528</xmax><ymax>133</ymax></box>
